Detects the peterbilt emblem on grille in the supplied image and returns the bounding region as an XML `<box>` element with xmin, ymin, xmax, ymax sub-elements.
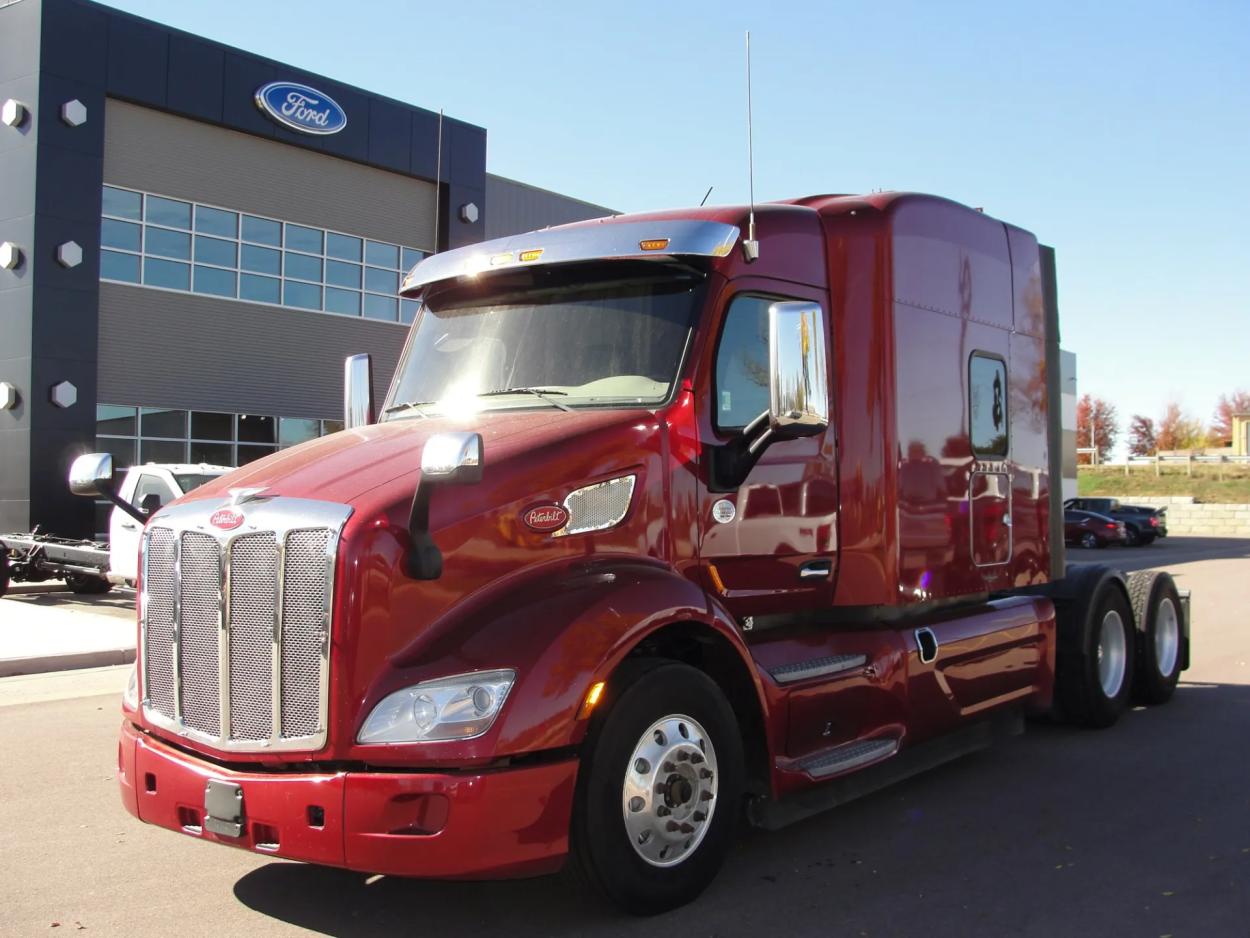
<box><xmin>523</xmin><ymin>504</ymin><xmax>568</xmax><ymax>532</ymax></box>
<box><xmin>210</xmin><ymin>508</ymin><xmax>245</xmax><ymax>530</ymax></box>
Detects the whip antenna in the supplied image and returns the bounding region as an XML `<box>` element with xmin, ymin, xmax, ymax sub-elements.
<box><xmin>743</xmin><ymin>31</ymin><xmax>759</xmax><ymax>262</ymax></box>
<box><xmin>700</xmin><ymin>185</ymin><xmax>714</xmax><ymax>207</ymax></box>
<box><xmin>433</xmin><ymin>108</ymin><xmax>444</xmax><ymax>254</ymax></box>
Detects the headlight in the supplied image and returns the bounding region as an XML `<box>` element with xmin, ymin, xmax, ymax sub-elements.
<box><xmin>357</xmin><ymin>669</ymin><xmax>515</xmax><ymax>744</ymax></box>
<box><xmin>123</xmin><ymin>663</ymin><xmax>139</xmax><ymax>711</ymax></box>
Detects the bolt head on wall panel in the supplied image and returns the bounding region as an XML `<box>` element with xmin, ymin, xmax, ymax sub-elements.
<box><xmin>0</xmin><ymin>382</ymin><xmax>17</xmax><ymax>410</ymax></box>
<box><xmin>50</xmin><ymin>381</ymin><xmax>78</xmax><ymax>409</ymax></box>
<box><xmin>2</xmin><ymin>99</ymin><xmax>27</xmax><ymax>128</ymax></box>
<box><xmin>0</xmin><ymin>242</ymin><xmax>22</xmax><ymax>270</ymax></box>
<box><xmin>57</xmin><ymin>241</ymin><xmax>83</xmax><ymax>268</ymax></box>
<box><xmin>61</xmin><ymin>99</ymin><xmax>88</xmax><ymax>127</ymax></box>
<box><xmin>459</xmin><ymin>202</ymin><xmax>479</xmax><ymax>224</ymax></box>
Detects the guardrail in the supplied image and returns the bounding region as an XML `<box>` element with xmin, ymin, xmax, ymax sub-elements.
<box><xmin>1118</xmin><ymin>454</ymin><xmax>1250</xmax><ymax>476</ymax></box>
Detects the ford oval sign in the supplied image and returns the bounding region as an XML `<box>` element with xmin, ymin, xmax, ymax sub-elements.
<box><xmin>210</xmin><ymin>508</ymin><xmax>245</xmax><ymax>531</ymax></box>
<box><xmin>523</xmin><ymin>504</ymin><xmax>568</xmax><ymax>533</ymax></box>
<box><xmin>254</xmin><ymin>82</ymin><xmax>347</xmax><ymax>136</ymax></box>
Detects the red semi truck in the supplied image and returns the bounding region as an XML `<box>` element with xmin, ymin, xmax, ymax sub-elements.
<box><xmin>76</xmin><ymin>192</ymin><xmax>1190</xmax><ymax>913</ymax></box>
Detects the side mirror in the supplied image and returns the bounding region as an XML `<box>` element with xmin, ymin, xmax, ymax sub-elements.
<box><xmin>139</xmin><ymin>493</ymin><xmax>163</xmax><ymax>516</ymax></box>
<box><xmin>768</xmin><ymin>301</ymin><xmax>829</xmax><ymax>437</ymax></box>
<box><xmin>69</xmin><ymin>452</ymin><xmax>115</xmax><ymax>497</ymax></box>
<box><xmin>344</xmin><ymin>353</ymin><xmax>375</xmax><ymax>429</ymax></box>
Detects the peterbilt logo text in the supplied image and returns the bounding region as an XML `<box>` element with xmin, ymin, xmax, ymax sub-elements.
<box><xmin>523</xmin><ymin>505</ymin><xmax>569</xmax><ymax>533</ymax></box>
<box><xmin>254</xmin><ymin>82</ymin><xmax>348</xmax><ymax>136</ymax></box>
<box><xmin>210</xmin><ymin>508</ymin><xmax>245</xmax><ymax>530</ymax></box>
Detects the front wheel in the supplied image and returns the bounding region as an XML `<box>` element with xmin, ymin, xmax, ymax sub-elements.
<box><xmin>1080</xmin><ymin>532</ymin><xmax>1099</xmax><ymax>549</ymax></box>
<box><xmin>570</xmin><ymin>661</ymin><xmax>743</xmax><ymax>915</ymax></box>
<box><xmin>65</xmin><ymin>572</ymin><xmax>111</xmax><ymax>595</ymax></box>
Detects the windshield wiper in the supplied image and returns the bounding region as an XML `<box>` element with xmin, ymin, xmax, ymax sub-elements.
<box><xmin>478</xmin><ymin>387</ymin><xmax>572</xmax><ymax>412</ymax></box>
<box><xmin>383</xmin><ymin>400</ymin><xmax>434</xmax><ymax>417</ymax></box>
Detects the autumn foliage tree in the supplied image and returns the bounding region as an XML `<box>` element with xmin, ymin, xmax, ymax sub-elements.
<box><xmin>1075</xmin><ymin>394</ymin><xmax>1119</xmax><ymax>463</ymax></box>
<box><xmin>1127</xmin><ymin>415</ymin><xmax>1156</xmax><ymax>457</ymax></box>
<box><xmin>1156</xmin><ymin>401</ymin><xmax>1205</xmax><ymax>452</ymax></box>
<box><xmin>1210</xmin><ymin>389</ymin><xmax>1250</xmax><ymax>448</ymax></box>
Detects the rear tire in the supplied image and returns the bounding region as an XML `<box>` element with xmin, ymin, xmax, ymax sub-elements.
<box><xmin>0</xmin><ymin>550</ymin><xmax>9</xmax><ymax>598</ymax></box>
<box><xmin>570</xmin><ymin>660</ymin><xmax>743</xmax><ymax>915</ymax></box>
<box><xmin>1129</xmin><ymin>571</ymin><xmax>1184</xmax><ymax>704</ymax></box>
<box><xmin>1055</xmin><ymin>582</ymin><xmax>1135</xmax><ymax>728</ymax></box>
<box><xmin>1080</xmin><ymin>532</ymin><xmax>1099</xmax><ymax>549</ymax></box>
<box><xmin>1124</xmin><ymin>526</ymin><xmax>1140</xmax><ymax>547</ymax></box>
<box><xmin>65</xmin><ymin>573</ymin><xmax>112</xmax><ymax>595</ymax></box>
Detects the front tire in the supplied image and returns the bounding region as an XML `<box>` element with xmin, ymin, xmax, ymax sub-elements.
<box><xmin>1129</xmin><ymin>571</ymin><xmax>1184</xmax><ymax>704</ymax></box>
<box><xmin>1080</xmin><ymin>532</ymin><xmax>1099</xmax><ymax>549</ymax></box>
<box><xmin>570</xmin><ymin>661</ymin><xmax>743</xmax><ymax>915</ymax></box>
<box><xmin>65</xmin><ymin>573</ymin><xmax>111</xmax><ymax>595</ymax></box>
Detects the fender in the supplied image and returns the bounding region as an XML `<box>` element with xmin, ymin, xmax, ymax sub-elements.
<box><xmin>346</xmin><ymin>556</ymin><xmax>771</xmax><ymax>766</ymax></box>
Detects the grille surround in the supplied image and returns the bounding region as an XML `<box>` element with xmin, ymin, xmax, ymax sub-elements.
<box><xmin>140</xmin><ymin>496</ymin><xmax>350</xmax><ymax>753</ymax></box>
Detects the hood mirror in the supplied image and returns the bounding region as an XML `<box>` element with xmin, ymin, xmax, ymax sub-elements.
<box><xmin>344</xmin><ymin>353</ymin><xmax>375</xmax><ymax>428</ymax></box>
<box><xmin>407</xmin><ymin>432</ymin><xmax>486</xmax><ymax>581</ymax></box>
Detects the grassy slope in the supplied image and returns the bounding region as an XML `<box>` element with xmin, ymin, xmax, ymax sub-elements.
<box><xmin>1078</xmin><ymin>468</ymin><xmax>1250</xmax><ymax>503</ymax></box>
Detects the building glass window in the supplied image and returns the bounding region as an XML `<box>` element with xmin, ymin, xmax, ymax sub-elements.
<box><xmin>101</xmin><ymin>251</ymin><xmax>140</xmax><ymax>283</ymax></box>
<box><xmin>143</xmin><ymin>257</ymin><xmax>190</xmax><ymax>290</ymax></box>
<box><xmin>99</xmin><ymin>185</ymin><xmax>427</xmax><ymax>323</ymax></box>
<box><xmin>97</xmin><ymin>404</ymin><xmax>137</xmax><ymax>436</ymax></box>
<box><xmin>191</xmin><ymin>411</ymin><xmax>233</xmax><ymax>440</ymax></box>
<box><xmin>242</xmin><ymin>215</ymin><xmax>281</xmax><ymax>246</ymax></box>
<box><xmin>279</xmin><ymin>417</ymin><xmax>320</xmax><ymax>447</ymax></box>
<box><xmin>141</xmin><ymin>439</ymin><xmax>188</xmax><ymax>463</ymax></box>
<box><xmin>141</xmin><ymin>407</ymin><xmax>187</xmax><ymax>438</ymax></box>
<box><xmin>145</xmin><ymin>196</ymin><xmax>191</xmax><ymax>229</ymax></box>
<box><xmin>237</xmin><ymin>414</ymin><xmax>276</xmax><ymax>444</ymax></box>
<box><xmin>103</xmin><ymin>186</ymin><xmax>141</xmax><ymax>221</ymax></box>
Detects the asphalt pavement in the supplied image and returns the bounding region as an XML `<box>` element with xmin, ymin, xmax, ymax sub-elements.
<box><xmin>0</xmin><ymin>537</ymin><xmax>1247</xmax><ymax>937</ymax></box>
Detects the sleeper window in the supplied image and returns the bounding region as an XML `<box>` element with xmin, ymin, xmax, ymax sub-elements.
<box><xmin>969</xmin><ymin>353</ymin><xmax>1008</xmax><ymax>457</ymax></box>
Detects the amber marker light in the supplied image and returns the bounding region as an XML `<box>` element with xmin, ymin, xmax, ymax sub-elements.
<box><xmin>639</xmin><ymin>238</ymin><xmax>670</xmax><ymax>251</ymax></box>
<box><xmin>519</xmin><ymin>249</ymin><xmax>544</xmax><ymax>262</ymax></box>
<box><xmin>578</xmin><ymin>681</ymin><xmax>606</xmax><ymax>719</ymax></box>
<box><xmin>707</xmin><ymin>563</ymin><xmax>727</xmax><ymax>595</ymax></box>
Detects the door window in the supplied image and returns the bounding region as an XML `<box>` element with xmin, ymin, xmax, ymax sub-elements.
<box><xmin>134</xmin><ymin>474</ymin><xmax>174</xmax><ymax>509</ymax></box>
<box><xmin>714</xmin><ymin>295</ymin><xmax>775</xmax><ymax>431</ymax></box>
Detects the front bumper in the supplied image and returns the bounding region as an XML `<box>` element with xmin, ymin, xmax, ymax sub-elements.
<box><xmin>118</xmin><ymin>720</ymin><xmax>578</xmax><ymax>879</ymax></box>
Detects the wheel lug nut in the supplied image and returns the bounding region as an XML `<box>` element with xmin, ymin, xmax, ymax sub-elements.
<box><xmin>666</xmin><ymin>821</ymin><xmax>681</xmax><ymax>832</ymax></box>
<box><xmin>693</xmin><ymin>810</ymin><xmax>707</xmax><ymax>822</ymax></box>
<box><xmin>700</xmin><ymin>790</ymin><xmax>713</xmax><ymax>801</ymax></box>
<box><xmin>662</xmin><ymin>761</ymin><xmax>675</xmax><ymax>773</ymax></box>
<box><xmin>656</xmin><ymin>805</ymin><xmax>670</xmax><ymax>817</ymax></box>
<box><xmin>680</xmin><ymin>822</ymin><xmax>695</xmax><ymax>834</ymax></box>
<box><xmin>676</xmin><ymin>751</ymin><xmax>689</xmax><ymax>762</ymax></box>
<box><xmin>690</xmin><ymin>753</ymin><xmax>704</xmax><ymax>764</ymax></box>
<box><xmin>699</xmin><ymin>769</ymin><xmax>713</xmax><ymax>780</ymax></box>
<box><xmin>634</xmin><ymin>758</ymin><xmax>650</xmax><ymax>774</ymax></box>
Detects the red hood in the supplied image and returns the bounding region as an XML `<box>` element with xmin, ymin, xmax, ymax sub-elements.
<box><xmin>182</xmin><ymin>408</ymin><xmax>651</xmax><ymax>507</ymax></box>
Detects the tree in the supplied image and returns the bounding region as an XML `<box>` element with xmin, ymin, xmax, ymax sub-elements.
<box><xmin>1156</xmin><ymin>401</ymin><xmax>1205</xmax><ymax>452</ymax></box>
<box><xmin>1127</xmin><ymin>414</ymin><xmax>1156</xmax><ymax>457</ymax></box>
<box><xmin>1210</xmin><ymin>389</ymin><xmax>1250</xmax><ymax>448</ymax></box>
<box><xmin>1075</xmin><ymin>394</ymin><xmax>1119</xmax><ymax>463</ymax></box>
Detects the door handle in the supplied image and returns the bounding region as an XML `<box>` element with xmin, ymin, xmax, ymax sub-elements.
<box><xmin>799</xmin><ymin>560</ymin><xmax>832</xmax><ymax>580</ymax></box>
<box><xmin>121</xmin><ymin>522</ymin><xmax>138</xmax><ymax>531</ymax></box>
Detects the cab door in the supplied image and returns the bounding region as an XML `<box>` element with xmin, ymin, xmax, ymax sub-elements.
<box><xmin>110</xmin><ymin>472</ymin><xmax>178</xmax><ymax>581</ymax></box>
<box><xmin>696</xmin><ymin>287</ymin><xmax>838</xmax><ymax>620</ymax></box>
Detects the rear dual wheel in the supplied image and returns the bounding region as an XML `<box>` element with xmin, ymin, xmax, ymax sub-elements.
<box><xmin>1129</xmin><ymin>571</ymin><xmax>1184</xmax><ymax>704</ymax></box>
<box><xmin>570</xmin><ymin>661</ymin><xmax>743</xmax><ymax>915</ymax></box>
<box><xmin>1055</xmin><ymin>581</ymin><xmax>1135</xmax><ymax>727</ymax></box>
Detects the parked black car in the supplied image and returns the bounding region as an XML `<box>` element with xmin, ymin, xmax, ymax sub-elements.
<box><xmin>1064</xmin><ymin>509</ymin><xmax>1128</xmax><ymax>549</ymax></box>
<box><xmin>1064</xmin><ymin>497</ymin><xmax>1167</xmax><ymax>545</ymax></box>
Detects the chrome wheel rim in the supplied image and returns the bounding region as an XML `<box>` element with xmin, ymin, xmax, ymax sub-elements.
<box><xmin>1081</xmin><ymin>533</ymin><xmax>1097</xmax><ymax>549</ymax></box>
<box><xmin>622</xmin><ymin>714</ymin><xmax>718</xmax><ymax>867</ymax></box>
<box><xmin>1155</xmin><ymin>598</ymin><xmax>1180</xmax><ymax>677</ymax></box>
<box><xmin>1097</xmin><ymin>609</ymin><xmax>1127</xmax><ymax>698</ymax></box>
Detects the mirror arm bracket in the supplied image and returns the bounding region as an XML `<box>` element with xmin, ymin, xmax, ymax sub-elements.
<box><xmin>708</xmin><ymin>411</ymin><xmax>771</xmax><ymax>493</ymax></box>
<box><xmin>100</xmin><ymin>480</ymin><xmax>148</xmax><ymax>525</ymax></box>
<box><xmin>405</xmin><ymin>482</ymin><xmax>443</xmax><ymax>580</ymax></box>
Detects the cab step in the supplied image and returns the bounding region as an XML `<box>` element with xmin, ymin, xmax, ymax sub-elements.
<box><xmin>769</xmin><ymin>654</ymin><xmax>867</xmax><ymax>685</ymax></box>
<box><xmin>796</xmin><ymin>736</ymin><xmax>899</xmax><ymax>779</ymax></box>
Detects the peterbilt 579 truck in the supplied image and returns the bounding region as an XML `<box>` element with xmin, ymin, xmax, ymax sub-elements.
<box><xmin>75</xmin><ymin>192</ymin><xmax>1190</xmax><ymax>914</ymax></box>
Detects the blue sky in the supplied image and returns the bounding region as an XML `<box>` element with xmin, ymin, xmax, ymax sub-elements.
<box><xmin>101</xmin><ymin>0</ymin><xmax>1249</xmax><ymax>443</ymax></box>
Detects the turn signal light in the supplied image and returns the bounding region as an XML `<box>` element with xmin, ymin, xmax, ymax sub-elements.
<box><xmin>578</xmin><ymin>681</ymin><xmax>606</xmax><ymax>719</ymax></box>
<box><xmin>519</xmin><ymin>249</ymin><xmax>544</xmax><ymax>262</ymax></box>
<box><xmin>639</xmin><ymin>238</ymin><xmax>670</xmax><ymax>251</ymax></box>
<box><xmin>489</xmin><ymin>252</ymin><xmax>514</xmax><ymax>266</ymax></box>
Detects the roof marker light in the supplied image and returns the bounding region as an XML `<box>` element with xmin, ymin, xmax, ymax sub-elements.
<box><xmin>639</xmin><ymin>238</ymin><xmax>670</xmax><ymax>251</ymax></box>
<box><xmin>490</xmin><ymin>252</ymin><xmax>514</xmax><ymax>266</ymax></box>
<box><xmin>519</xmin><ymin>249</ymin><xmax>544</xmax><ymax>262</ymax></box>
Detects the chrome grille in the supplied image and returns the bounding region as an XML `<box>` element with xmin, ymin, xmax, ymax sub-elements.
<box><xmin>139</xmin><ymin>497</ymin><xmax>349</xmax><ymax>753</ymax></box>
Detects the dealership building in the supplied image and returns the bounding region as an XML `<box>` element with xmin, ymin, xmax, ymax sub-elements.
<box><xmin>0</xmin><ymin>0</ymin><xmax>611</xmax><ymax>537</ymax></box>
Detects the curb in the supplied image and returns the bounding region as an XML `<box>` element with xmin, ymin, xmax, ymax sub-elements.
<box><xmin>0</xmin><ymin>647</ymin><xmax>136</xmax><ymax>679</ymax></box>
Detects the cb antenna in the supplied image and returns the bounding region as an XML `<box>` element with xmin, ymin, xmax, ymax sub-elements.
<box><xmin>700</xmin><ymin>185</ymin><xmax>714</xmax><ymax>207</ymax></box>
<box><xmin>743</xmin><ymin>31</ymin><xmax>759</xmax><ymax>262</ymax></box>
<box><xmin>433</xmin><ymin>108</ymin><xmax>444</xmax><ymax>254</ymax></box>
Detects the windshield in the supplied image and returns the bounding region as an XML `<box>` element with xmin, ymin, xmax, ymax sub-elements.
<box><xmin>386</xmin><ymin>263</ymin><xmax>705</xmax><ymax>418</ymax></box>
<box><xmin>175</xmin><ymin>473</ymin><xmax>224</xmax><ymax>493</ymax></box>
